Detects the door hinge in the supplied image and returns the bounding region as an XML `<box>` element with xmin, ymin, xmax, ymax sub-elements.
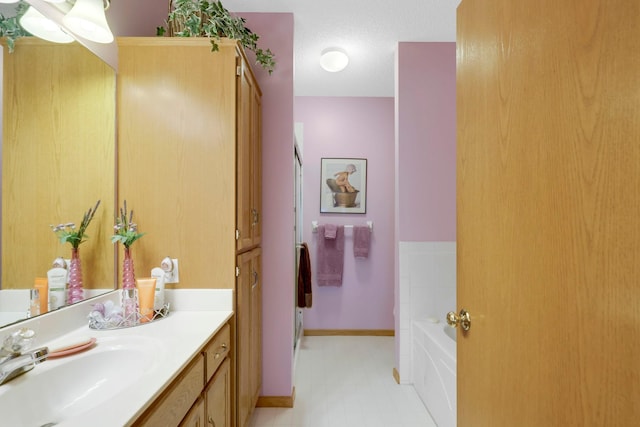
<box><xmin>236</xmin><ymin>66</ymin><xmax>242</xmax><ymax>76</ymax></box>
<box><xmin>235</xmin><ymin>229</ymin><xmax>240</xmax><ymax>240</ymax></box>
<box><xmin>235</xmin><ymin>266</ymin><xmax>240</xmax><ymax>277</ymax></box>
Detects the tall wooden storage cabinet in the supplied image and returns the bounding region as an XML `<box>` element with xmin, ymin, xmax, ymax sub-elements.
<box><xmin>117</xmin><ymin>38</ymin><xmax>262</xmax><ymax>427</ymax></box>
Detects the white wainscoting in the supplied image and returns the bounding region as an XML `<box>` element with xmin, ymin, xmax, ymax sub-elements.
<box><xmin>398</xmin><ymin>241</ymin><xmax>456</xmax><ymax>383</ymax></box>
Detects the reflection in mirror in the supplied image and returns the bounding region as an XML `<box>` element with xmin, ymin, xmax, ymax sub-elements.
<box><xmin>0</xmin><ymin>20</ymin><xmax>117</xmax><ymax>328</ymax></box>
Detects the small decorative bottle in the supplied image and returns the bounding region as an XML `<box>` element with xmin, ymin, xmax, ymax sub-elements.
<box><xmin>29</xmin><ymin>289</ymin><xmax>40</xmax><ymax>318</ymax></box>
<box><xmin>121</xmin><ymin>246</ymin><xmax>138</xmax><ymax>326</ymax></box>
<box><xmin>121</xmin><ymin>288</ymin><xmax>139</xmax><ymax>327</ymax></box>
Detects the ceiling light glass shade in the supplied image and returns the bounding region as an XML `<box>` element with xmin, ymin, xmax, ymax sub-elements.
<box><xmin>320</xmin><ymin>48</ymin><xmax>349</xmax><ymax>72</ymax></box>
<box><xmin>19</xmin><ymin>6</ymin><xmax>74</xmax><ymax>44</ymax></box>
<box><xmin>63</xmin><ymin>0</ymin><xmax>114</xmax><ymax>44</ymax></box>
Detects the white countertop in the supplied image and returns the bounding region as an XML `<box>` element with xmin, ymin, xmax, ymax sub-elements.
<box><xmin>0</xmin><ymin>289</ymin><xmax>233</xmax><ymax>427</ymax></box>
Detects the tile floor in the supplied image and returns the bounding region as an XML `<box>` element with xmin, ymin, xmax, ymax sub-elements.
<box><xmin>249</xmin><ymin>335</ymin><xmax>437</xmax><ymax>427</ymax></box>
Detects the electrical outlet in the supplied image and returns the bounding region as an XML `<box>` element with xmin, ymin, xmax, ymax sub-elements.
<box><xmin>164</xmin><ymin>259</ymin><xmax>179</xmax><ymax>283</ymax></box>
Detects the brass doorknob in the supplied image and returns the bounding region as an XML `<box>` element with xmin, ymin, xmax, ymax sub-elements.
<box><xmin>446</xmin><ymin>309</ymin><xmax>471</xmax><ymax>331</ymax></box>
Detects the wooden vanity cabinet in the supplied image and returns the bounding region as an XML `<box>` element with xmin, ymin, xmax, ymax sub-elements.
<box><xmin>134</xmin><ymin>350</ymin><xmax>204</xmax><ymax>426</ymax></box>
<box><xmin>133</xmin><ymin>323</ymin><xmax>231</xmax><ymax>427</ymax></box>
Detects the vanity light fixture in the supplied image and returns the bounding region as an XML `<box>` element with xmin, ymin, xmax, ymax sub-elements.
<box><xmin>19</xmin><ymin>6</ymin><xmax>74</xmax><ymax>44</ymax></box>
<box><xmin>320</xmin><ymin>47</ymin><xmax>349</xmax><ymax>73</ymax></box>
<box><xmin>14</xmin><ymin>0</ymin><xmax>114</xmax><ymax>45</ymax></box>
<box><xmin>62</xmin><ymin>0</ymin><xmax>114</xmax><ymax>44</ymax></box>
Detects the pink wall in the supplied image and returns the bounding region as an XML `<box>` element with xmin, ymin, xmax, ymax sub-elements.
<box><xmin>394</xmin><ymin>42</ymin><xmax>456</xmax><ymax>370</ymax></box>
<box><xmin>396</xmin><ymin>42</ymin><xmax>456</xmax><ymax>242</ymax></box>
<box><xmin>238</xmin><ymin>13</ymin><xmax>296</xmax><ymax>399</ymax></box>
<box><xmin>296</xmin><ymin>97</ymin><xmax>395</xmax><ymax>330</ymax></box>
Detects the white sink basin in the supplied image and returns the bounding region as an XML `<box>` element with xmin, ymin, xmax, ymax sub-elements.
<box><xmin>0</xmin><ymin>335</ymin><xmax>164</xmax><ymax>426</ymax></box>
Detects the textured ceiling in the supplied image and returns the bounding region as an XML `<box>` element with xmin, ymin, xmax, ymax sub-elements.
<box><xmin>222</xmin><ymin>0</ymin><xmax>462</xmax><ymax>97</ymax></box>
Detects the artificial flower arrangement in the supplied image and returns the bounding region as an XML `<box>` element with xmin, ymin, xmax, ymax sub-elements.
<box><xmin>50</xmin><ymin>200</ymin><xmax>101</xmax><ymax>249</ymax></box>
<box><xmin>111</xmin><ymin>200</ymin><xmax>145</xmax><ymax>248</ymax></box>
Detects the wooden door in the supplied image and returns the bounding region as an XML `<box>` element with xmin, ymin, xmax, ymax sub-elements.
<box><xmin>457</xmin><ymin>1</ymin><xmax>640</xmax><ymax>425</ymax></box>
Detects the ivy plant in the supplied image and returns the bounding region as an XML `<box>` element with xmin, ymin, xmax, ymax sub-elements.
<box><xmin>157</xmin><ymin>0</ymin><xmax>275</xmax><ymax>74</ymax></box>
<box><xmin>0</xmin><ymin>1</ymin><xmax>29</xmax><ymax>52</ymax></box>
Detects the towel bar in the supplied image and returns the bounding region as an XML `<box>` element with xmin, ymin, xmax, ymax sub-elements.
<box><xmin>311</xmin><ymin>221</ymin><xmax>373</xmax><ymax>233</ymax></box>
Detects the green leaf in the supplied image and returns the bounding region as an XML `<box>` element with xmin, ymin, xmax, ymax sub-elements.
<box><xmin>0</xmin><ymin>1</ymin><xmax>30</xmax><ymax>53</ymax></box>
<box><xmin>162</xmin><ymin>0</ymin><xmax>275</xmax><ymax>73</ymax></box>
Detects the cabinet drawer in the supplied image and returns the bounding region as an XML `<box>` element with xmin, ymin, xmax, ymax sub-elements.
<box><xmin>205</xmin><ymin>323</ymin><xmax>231</xmax><ymax>382</ymax></box>
<box><xmin>134</xmin><ymin>356</ymin><xmax>205</xmax><ymax>427</ymax></box>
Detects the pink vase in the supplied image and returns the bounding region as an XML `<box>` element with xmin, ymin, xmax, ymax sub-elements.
<box><xmin>67</xmin><ymin>247</ymin><xmax>84</xmax><ymax>304</ymax></box>
<box><xmin>122</xmin><ymin>246</ymin><xmax>136</xmax><ymax>290</ymax></box>
<box><xmin>121</xmin><ymin>246</ymin><xmax>139</xmax><ymax>325</ymax></box>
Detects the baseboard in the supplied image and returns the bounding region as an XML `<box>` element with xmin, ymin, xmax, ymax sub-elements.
<box><xmin>256</xmin><ymin>387</ymin><xmax>295</xmax><ymax>408</ymax></box>
<box><xmin>304</xmin><ymin>329</ymin><xmax>394</xmax><ymax>336</ymax></box>
<box><xmin>392</xmin><ymin>367</ymin><xmax>400</xmax><ymax>384</ymax></box>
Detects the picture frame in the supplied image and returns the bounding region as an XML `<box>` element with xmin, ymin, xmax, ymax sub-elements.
<box><xmin>320</xmin><ymin>158</ymin><xmax>367</xmax><ymax>214</ymax></box>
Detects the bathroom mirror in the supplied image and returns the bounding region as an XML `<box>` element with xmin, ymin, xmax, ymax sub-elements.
<box><xmin>0</xmin><ymin>4</ymin><xmax>117</xmax><ymax>328</ymax></box>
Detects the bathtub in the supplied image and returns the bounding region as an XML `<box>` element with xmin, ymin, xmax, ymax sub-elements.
<box><xmin>412</xmin><ymin>318</ymin><xmax>456</xmax><ymax>427</ymax></box>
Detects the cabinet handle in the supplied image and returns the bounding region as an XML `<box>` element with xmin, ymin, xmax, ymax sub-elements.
<box><xmin>252</xmin><ymin>208</ymin><xmax>259</xmax><ymax>226</ymax></box>
<box><xmin>214</xmin><ymin>343</ymin><xmax>228</xmax><ymax>359</ymax></box>
<box><xmin>208</xmin><ymin>416</ymin><xmax>216</xmax><ymax>426</ymax></box>
<box><xmin>252</xmin><ymin>271</ymin><xmax>259</xmax><ymax>289</ymax></box>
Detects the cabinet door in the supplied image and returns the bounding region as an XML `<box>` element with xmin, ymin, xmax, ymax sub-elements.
<box><xmin>236</xmin><ymin>247</ymin><xmax>262</xmax><ymax>427</ymax></box>
<box><xmin>249</xmin><ymin>248</ymin><xmax>262</xmax><ymax>407</ymax></box>
<box><xmin>236</xmin><ymin>59</ymin><xmax>262</xmax><ymax>252</ymax></box>
<box><xmin>250</xmin><ymin>86</ymin><xmax>262</xmax><ymax>248</ymax></box>
<box><xmin>205</xmin><ymin>358</ymin><xmax>231</xmax><ymax>427</ymax></box>
<box><xmin>180</xmin><ymin>397</ymin><xmax>205</xmax><ymax>427</ymax></box>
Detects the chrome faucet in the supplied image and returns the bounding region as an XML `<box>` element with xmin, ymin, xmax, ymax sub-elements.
<box><xmin>0</xmin><ymin>328</ymin><xmax>49</xmax><ymax>385</ymax></box>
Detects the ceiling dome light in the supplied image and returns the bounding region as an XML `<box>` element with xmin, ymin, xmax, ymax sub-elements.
<box><xmin>320</xmin><ymin>48</ymin><xmax>349</xmax><ymax>72</ymax></box>
<box><xmin>63</xmin><ymin>0</ymin><xmax>114</xmax><ymax>44</ymax></box>
<box><xmin>19</xmin><ymin>6</ymin><xmax>74</xmax><ymax>44</ymax></box>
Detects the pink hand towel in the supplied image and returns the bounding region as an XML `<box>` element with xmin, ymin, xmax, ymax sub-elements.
<box><xmin>353</xmin><ymin>225</ymin><xmax>371</xmax><ymax>258</ymax></box>
<box><xmin>324</xmin><ymin>224</ymin><xmax>337</xmax><ymax>239</ymax></box>
<box><xmin>316</xmin><ymin>225</ymin><xmax>345</xmax><ymax>286</ymax></box>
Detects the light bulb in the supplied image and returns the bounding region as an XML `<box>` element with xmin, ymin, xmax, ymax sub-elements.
<box><xmin>63</xmin><ymin>0</ymin><xmax>113</xmax><ymax>44</ymax></box>
<box><xmin>19</xmin><ymin>6</ymin><xmax>74</xmax><ymax>44</ymax></box>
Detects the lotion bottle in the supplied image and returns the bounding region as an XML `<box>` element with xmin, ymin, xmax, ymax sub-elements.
<box><xmin>47</xmin><ymin>267</ymin><xmax>67</xmax><ymax>310</ymax></box>
<box><xmin>150</xmin><ymin>267</ymin><xmax>166</xmax><ymax>310</ymax></box>
<box><xmin>136</xmin><ymin>278</ymin><xmax>156</xmax><ymax>323</ymax></box>
<box><xmin>34</xmin><ymin>277</ymin><xmax>48</xmax><ymax>314</ymax></box>
<box><xmin>29</xmin><ymin>289</ymin><xmax>40</xmax><ymax>317</ymax></box>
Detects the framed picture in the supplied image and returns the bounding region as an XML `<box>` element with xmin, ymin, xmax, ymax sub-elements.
<box><xmin>320</xmin><ymin>158</ymin><xmax>367</xmax><ymax>214</ymax></box>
